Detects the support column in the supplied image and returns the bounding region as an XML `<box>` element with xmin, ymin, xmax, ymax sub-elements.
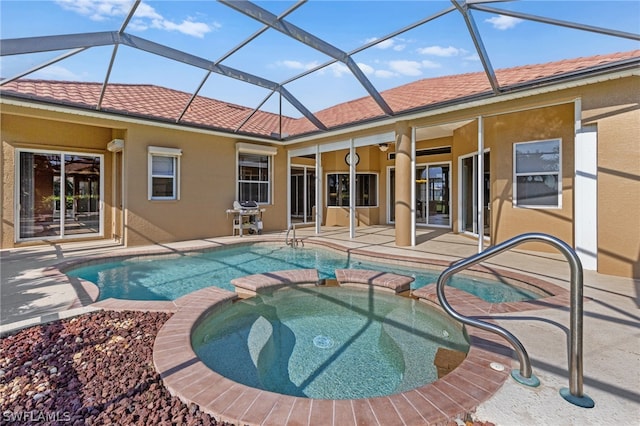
<box><xmin>315</xmin><ymin>144</ymin><xmax>322</xmax><ymax>234</ymax></box>
<box><xmin>395</xmin><ymin>122</ymin><xmax>412</xmax><ymax>246</ymax></box>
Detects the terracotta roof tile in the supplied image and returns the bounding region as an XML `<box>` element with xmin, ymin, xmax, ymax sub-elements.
<box><xmin>1</xmin><ymin>50</ymin><xmax>637</xmax><ymax>139</ymax></box>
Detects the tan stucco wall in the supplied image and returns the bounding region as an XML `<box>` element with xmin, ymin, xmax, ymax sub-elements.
<box><xmin>487</xmin><ymin>103</ymin><xmax>575</xmax><ymax>250</ymax></box>
<box><xmin>581</xmin><ymin>78</ymin><xmax>640</xmax><ymax>277</ymax></box>
<box><xmin>2</xmin><ymin>75</ymin><xmax>638</xmax><ymax>277</ymax></box>
<box><xmin>117</xmin><ymin>124</ymin><xmax>286</xmax><ymax>247</ymax></box>
<box><xmin>1</xmin><ymin>113</ymin><xmax>115</xmax><ymax>248</ymax></box>
<box><xmin>0</xmin><ymin>107</ymin><xmax>287</xmax><ymax>248</ymax></box>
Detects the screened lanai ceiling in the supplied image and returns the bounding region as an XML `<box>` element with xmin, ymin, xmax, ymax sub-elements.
<box><xmin>1</xmin><ymin>0</ymin><xmax>639</xmax><ymax>140</ymax></box>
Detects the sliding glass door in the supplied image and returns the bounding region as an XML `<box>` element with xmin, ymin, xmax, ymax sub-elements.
<box><xmin>388</xmin><ymin>163</ymin><xmax>451</xmax><ymax>227</ymax></box>
<box><xmin>17</xmin><ymin>150</ymin><xmax>103</xmax><ymax>241</ymax></box>
<box><xmin>460</xmin><ymin>151</ymin><xmax>490</xmax><ymax>237</ymax></box>
<box><xmin>290</xmin><ymin>166</ymin><xmax>316</xmax><ymax>224</ymax></box>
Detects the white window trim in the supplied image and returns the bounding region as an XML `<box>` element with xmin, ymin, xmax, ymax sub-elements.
<box><xmin>326</xmin><ymin>172</ymin><xmax>379</xmax><ymax>208</ymax></box>
<box><xmin>148</xmin><ymin>146</ymin><xmax>182</xmax><ymax>201</ymax></box>
<box><xmin>236</xmin><ymin>143</ymin><xmax>276</xmax><ymax>205</ymax></box>
<box><xmin>513</xmin><ymin>138</ymin><xmax>562</xmax><ymax>209</ymax></box>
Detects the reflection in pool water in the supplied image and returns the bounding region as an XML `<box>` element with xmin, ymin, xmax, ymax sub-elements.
<box><xmin>67</xmin><ymin>244</ymin><xmax>543</xmax><ymax>303</ymax></box>
<box><xmin>191</xmin><ymin>286</ymin><xmax>469</xmax><ymax>399</ymax></box>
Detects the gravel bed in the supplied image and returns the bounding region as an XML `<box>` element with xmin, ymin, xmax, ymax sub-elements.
<box><xmin>1</xmin><ymin>310</ymin><xmax>495</xmax><ymax>426</ymax></box>
<box><xmin>0</xmin><ymin>310</ymin><xmax>229</xmax><ymax>425</ymax></box>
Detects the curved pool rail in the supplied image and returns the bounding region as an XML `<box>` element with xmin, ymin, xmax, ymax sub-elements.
<box><xmin>154</xmin><ymin>269</ymin><xmax>513</xmax><ymax>425</ymax></box>
<box><xmin>436</xmin><ymin>232</ymin><xmax>595</xmax><ymax>408</ymax></box>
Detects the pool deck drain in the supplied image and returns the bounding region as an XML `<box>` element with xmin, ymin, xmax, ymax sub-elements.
<box><xmin>153</xmin><ymin>269</ymin><xmax>513</xmax><ymax>426</ymax></box>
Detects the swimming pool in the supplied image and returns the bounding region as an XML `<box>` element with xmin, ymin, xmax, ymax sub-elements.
<box><xmin>191</xmin><ymin>286</ymin><xmax>469</xmax><ymax>399</ymax></box>
<box><xmin>67</xmin><ymin>244</ymin><xmax>543</xmax><ymax>303</ymax></box>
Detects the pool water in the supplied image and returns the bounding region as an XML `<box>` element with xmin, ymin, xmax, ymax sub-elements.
<box><xmin>191</xmin><ymin>286</ymin><xmax>469</xmax><ymax>399</ymax></box>
<box><xmin>67</xmin><ymin>244</ymin><xmax>542</xmax><ymax>303</ymax></box>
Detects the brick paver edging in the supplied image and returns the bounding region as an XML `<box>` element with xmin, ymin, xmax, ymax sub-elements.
<box><xmin>153</xmin><ymin>269</ymin><xmax>512</xmax><ymax>426</ymax></box>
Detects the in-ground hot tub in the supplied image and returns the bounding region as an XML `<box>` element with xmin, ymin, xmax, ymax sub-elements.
<box><xmin>191</xmin><ymin>285</ymin><xmax>469</xmax><ymax>399</ymax></box>
<box><xmin>153</xmin><ymin>269</ymin><xmax>513</xmax><ymax>425</ymax></box>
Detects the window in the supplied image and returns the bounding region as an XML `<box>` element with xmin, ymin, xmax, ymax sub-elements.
<box><xmin>238</xmin><ymin>153</ymin><xmax>271</xmax><ymax>203</ymax></box>
<box><xmin>327</xmin><ymin>173</ymin><xmax>378</xmax><ymax>207</ymax></box>
<box><xmin>514</xmin><ymin>139</ymin><xmax>561</xmax><ymax>208</ymax></box>
<box><xmin>148</xmin><ymin>146</ymin><xmax>181</xmax><ymax>200</ymax></box>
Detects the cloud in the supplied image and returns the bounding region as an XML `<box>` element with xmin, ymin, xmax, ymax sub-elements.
<box><xmin>388</xmin><ymin>60</ymin><xmax>424</xmax><ymax>77</ymax></box>
<box><xmin>417</xmin><ymin>45</ymin><xmax>467</xmax><ymax>57</ymax></box>
<box><xmin>55</xmin><ymin>0</ymin><xmax>135</xmax><ymax>21</ymax></box>
<box><xmin>278</xmin><ymin>60</ymin><xmax>320</xmax><ymax>71</ymax></box>
<box><xmin>374</xmin><ymin>69</ymin><xmax>396</xmax><ymax>79</ymax></box>
<box><xmin>485</xmin><ymin>15</ymin><xmax>523</xmax><ymax>30</ymax></box>
<box><xmin>367</xmin><ymin>37</ymin><xmax>406</xmax><ymax>52</ymax></box>
<box><xmin>328</xmin><ymin>62</ymin><xmax>351</xmax><ymax>77</ymax></box>
<box><xmin>54</xmin><ymin>0</ymin><xmax>215</xmax><ymax>37</ymax></box>
<box><xmin>358</xmin><ymin>63</ymin><xmax>375</xmax><ymax>75</ymax></box>
<box><xmin>150</xmin><ymin>18</ymin><xmax>212</xmax><ymax>38</ymax></box>
<box><xmin>32</xmin><ymin>65</ymin><xmax>85</xmax><ymax>80</ymax></box>
<box><xmin>357</xmin><ymin>63</ymin><xmax>397</xmax><ymax>79</ymax></box>
<box><xmin>421</xmin><ymin>60</ymin><xmax>441</xmax><ymax>69</ymax></box>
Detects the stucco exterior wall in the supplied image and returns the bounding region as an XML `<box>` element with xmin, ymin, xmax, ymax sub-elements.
<box><xmin>0</xmin><ymin>107</ymin><xmax>286</xmax><ymax>249</ymax></box>
<box><xmin>1</xmin><ymin>75</ymin><xmax>638</xmax><ymax>277</ymax></box>
<box><xmin>120</xmin><ymin>124</ymin><xmax>286</xmax><ymax>246</ymax></box>
<box><xmin>581</xmin><ymin>78</ymin><xmax>640</xmax><ymax>277</ymax></box>
<box><xmin>485</xmin><ymin>103</ymin><xmax>575</xmax><ymax>251</ymax></box>
<box><xmin>1</xmin><ymin>113</ymin><xmax>114</xmax><ymax>248</ymax></box>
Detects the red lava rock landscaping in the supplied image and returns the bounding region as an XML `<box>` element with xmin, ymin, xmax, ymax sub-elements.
<box><xmin>0</xmin><ymin>310</ymin><xmax>230</xmax><ymax>425</ymax></box>
<box><xmin>1</xmin><ymin>310</ymin><xmax>496</xmax><ymax>425</ymax></box>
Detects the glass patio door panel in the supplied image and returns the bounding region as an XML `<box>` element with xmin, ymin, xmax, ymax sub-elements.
<box><xmin>427</xmin><ymin>165</ymin><xmax>450</xmax><ymax>227</ymax></box>
<box><xmin>390</xmin><ymin>164</ymin><xmax>450</xmax><ymax>227</ymax></box>
<box><xmin>388</xmin><ymin>168</ymin><xmax>396</xmax><ymax>223</ymax></box>
<box><xmin>63</xmin><ymin>154</ymin><xmax>101</xmax><ymax>236</ymax></box>
<box><xmin>460</xmin><ymin>152</ymin><xmax>490</xmax><ymax>237</ymax></box>
<box><xmin>461</xmin><ymin>156</ymin><xmax>476</xmax><ymax>233</ymax></box>
<box><xmin>19</xmin><ymin>152</ymin><xmax>62</xmax><ymax>238</ymax></box>
<box><xmin>290</xmin><ymin>166</ymin><xmax>316</xmax><ymax>224</ymax></box>
<box><xmin>306</xmin><ymin>170</ymin><xmax>316</xmax><ymax>222</ymax></box>
<box><xmin>291</xmin><ymin>171</ymin><xmax>304</xmax><ymax>218</ymax></box>
<box><xmin>416</xmin><ymin>166</ymin><xmax>427</xmax><ymax>224</ymax></box>
<box><xmin>18</xmin><ymin>150</ymin><xmax>102</xmax><ymax>241</ymax></box>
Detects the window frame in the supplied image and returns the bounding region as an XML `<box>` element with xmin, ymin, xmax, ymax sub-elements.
<box><xmin>14</xmin><ymin>147</ymin><xmax>104</xmax><ymax>242</ymax></box>
<box><xmin>326</xmin><ymin>172</ymin><xmax>379</xmax><ymax>207</ymax></box>
<box><xmin>236</xmin><ymin>143</ymin><xmax>277</xmax><ymax>205</ymax></box>
<box><xmin>148</xmin><ymin>146</ymin><xmax>182</xmax><ymax>201</ymax></box>
<box><xmin>513</xmin><ymin>138</ymin><xmax>562</xmax><ymax>209</ymax></box>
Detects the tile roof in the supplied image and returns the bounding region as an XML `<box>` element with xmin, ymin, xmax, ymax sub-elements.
<box><xmin>1</xmin><ymin>50</ymin><xmax>638</xmax><ymax>139</ymax></box>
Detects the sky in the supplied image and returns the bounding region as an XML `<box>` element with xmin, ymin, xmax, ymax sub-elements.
<box><xmin>1</xmin><ymin>0</ymin><xmax>639</xmax><ymax>117</ymax></box>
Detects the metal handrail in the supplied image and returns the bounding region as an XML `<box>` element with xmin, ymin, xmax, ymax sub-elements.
<box><xmin>436</xmin><ymin>232</ymin><xmax>594</xmax><ymax>407</ymax></box>
<box><xmin>286</xmin><ymin>224</ymin><xmax>294</xmax><ymax>246</ymax></box>
<box><xmin>285</xmin><ymin>224</ymin><xmax>302</xmax><ymax>247</ymax></box>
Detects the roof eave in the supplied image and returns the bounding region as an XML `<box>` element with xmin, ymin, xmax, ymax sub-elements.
<box><xmin>1</xmin><ymin>61</ymin><xmax>638</xmax><ymax>145</ymax></box>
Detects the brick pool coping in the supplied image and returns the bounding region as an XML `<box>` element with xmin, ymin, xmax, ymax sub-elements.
<box><xmin>38</xmin><ymin>237</ymin><xmax>579</xmax><ymax>424</ymax></box>
<box><xmin>47</xmin><ymin>236</ymin><xmax>572</xmax><ymax>315</ymax></box>
<box><xmin>153</xmin><ymin>270</ymin><xmax>513</xmax><ymax>425</ymax></box>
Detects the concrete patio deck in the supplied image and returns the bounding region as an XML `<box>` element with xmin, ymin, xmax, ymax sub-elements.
<box><xmin>1</xmin><ymin>226</ymin><xmax>638</xmax><ymax>425</ymax></box>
